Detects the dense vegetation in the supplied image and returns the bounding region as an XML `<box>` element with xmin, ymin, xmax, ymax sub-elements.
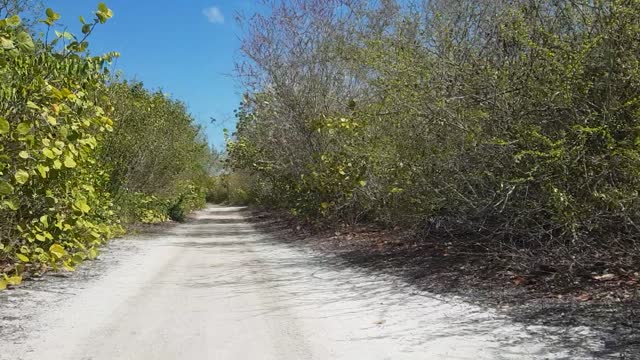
<box><xmin>225</xmin><ymin>0</ymin><xmax>640</xmax><ymax>273</ymax></box>
<box><xmin>0</xmin><ymin>4</ymin><xmax>213</xmax><ymax>289</ymax></box>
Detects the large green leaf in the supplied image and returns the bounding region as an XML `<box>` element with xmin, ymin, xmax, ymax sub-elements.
<box><xmin>0</xmin><ymin>180</ymin><xmax>13</xmax><ymax>196</ymax></box>
<box><xmin>43</xmin><ymin>148</ymin><xmax>55</xmax><ymax>159</ymax></box>
<box><xmin>16</xmin><ymin>122</ymin><xmax>31</xmax><ymax>135</ymax></box>
<box><xmin>14</xmin><ymin>170</ymin><xmax>29</xmax><ymax>185</ymax></box>
<box><xmin>54</xmin><ymin>30</ymin><xmax>73</xmax><ymax>40</ymax></box>
<box><xmin>74</xmin><ymin>198</ymin><xmax>90</xmax><ymax>213</ymax></box>
<box><xmin>16</xmin><ymin>32</ymin><xmax>34</xmax><ymax>51</ymax></box>
<box><xmin>7</xmin><ymin>275</ymin><xmax>22</xmax><ymax>286</ymax></box>
<box><xmin>49</xmin><ymin>244</ymin><xmax>67</xmax><ymax>259</ymax></box>
<box><xmin>0</xmin><ymin>117</ymin><xmax>9</xmax><ymax>135</ymax></box>
<box><xmin>3</xmin><ymin>200</ymin><xmax>18</xmax><ymax>211</ymax></box>
<box><xmin>64</xmin><ymin>156</ymin><xmax>77</xmax><ymax>168</ymax></box>
<box><xmin>5</xmin><ymin>15</ymin><xmax>21</xmax><ymax>27</ymax></box>
<box><xmin>37</xmin><ymin>164</ymin><xmax>49</xmax><ymax>178</ymax></box>
<box><xmin>45</xmin><ymin>8</ymin><xmax>60</xmax><ymax>21</ymax></box>
<box><xmin>96</xmin><ymin>3</ymin><xmax>113</xmax><ymax>23</ymax></box>
<box><xmin>0</xmin><ymin>37</ymin><xmax>13</xmax><ymax>49</ymax></box>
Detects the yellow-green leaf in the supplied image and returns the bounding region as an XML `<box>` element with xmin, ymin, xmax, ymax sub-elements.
<box><xmin>18</xmin><ymin>151</ymin><xmax>29</xmax><ymax>159</ymax></box>
<box><xmin>37</xmin><ymin>164</ymin><xmax>49</xmax><ymax>178</ymax></box>
<box><xmin>49</xmin><ymin>244</ymin><xmax>67</xmax><ymax>259</ymax></box>
<box><xmin>16</xmin><ymin>254</ymin><xmax>29</xmax><ymax>262</ymax></box>
<box><xmin>74</xmin><ymin>198</ymin><xmax>90</xmax><ymax>213</ymax></box>
<box><xmin>6</xmin><ymin>15</ymin><xmax>21</xmax><ymax>27</ymax></box>
<box><xmin>0</xmin><ymin>181</ymin><xmax>13</xmax><ymax>196</ymax></box>
<box><xmin>45</xmin><ymin>8</ymin><xmax>60</xmax><ymax>21</ymax></box>
<box><xmin>72</xmin><ymin>253</ymin><xmax>85</xmax><ymax>263</ymax></box>
<box><xmin>16</xmin><ymin>122</ymin><xmax>31</xmax><ymax>135</ymax></box>
<box><xmin>16</xmin><ymin>31</ymin><xmax>34</xmax><ymax>51</ymax></box>
<box><xmin>3</xmin><ymin>200</ymin><xmax>17</xmax><ymax>211</ymax></box>
<box><xmin>63</xmin><ymin>261</ymin><xmax>75</xmax><ymax>272</ymax></box>
<box><xmin>0</xmin><ymin>37</ymin><xmax>14</xmax><ymax>49</ymax></box>
<box><xmin>7</xmin><ymin>275</ymin><xmax>22</xmax><ymax>286</ymax></box>
<box><xmin>43</xmin><ymin>148</ymin><xmax>55</xmax><ymax>159</ymax></box>
<box><xmin>0</xmin><ymin>117</ymin><xmax>9</xmax><ymax>134</ymax></box>
<box><xmin>97</xmin><ymin>3</ymin><xmax>113</xmax><ymax>22</ymax></box>
<box><xmin>64</xmin><ymin>156</ymin><xmax>77</xmax><ymax>168</ymax></box>
<box><xmin>14</xmin><ymin>170</ymin><xmax>29</xmax><ymax>185</ymax></box>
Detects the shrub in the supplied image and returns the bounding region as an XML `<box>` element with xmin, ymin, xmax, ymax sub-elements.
<box><xmin>228</xmin><ymin>0</ymin><xmax>640</xmax><ymax>264</ymax></box>
<box><xmin>0</xmin><ymin>5</ymin><xmax>120</xmax><ymax>287</ymax></box>
<box><xmin>0</xmin><ymin>4</ymin><xmax>214</xmax><ymax>289</ymax></box>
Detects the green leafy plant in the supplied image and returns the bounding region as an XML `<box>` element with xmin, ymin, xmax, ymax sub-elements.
<box><xmin>228</xmin><ymin>0</ymin><xmax>640</xmax><ymax>270</ymax></box>
<box><xmin>0</xmin><ymin>4</ymin><xmax>213</xmax><ymax>289</ymax></box>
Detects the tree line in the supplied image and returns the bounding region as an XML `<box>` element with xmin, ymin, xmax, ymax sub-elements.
<box><xmin>224</xmin><ymin>0</ymin><xmax>640</xmax><ymax>273</ymax></box>
<box><xmin>0</xmin><ymin>3</ymin><xmax>214</xmax><ymax>288</ymax></box>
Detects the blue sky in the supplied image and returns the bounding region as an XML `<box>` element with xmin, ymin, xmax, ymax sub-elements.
<box><xmin>42</xmin><ymin>0</ymin><xmax>258</xmax><ymax>149</ymax></box>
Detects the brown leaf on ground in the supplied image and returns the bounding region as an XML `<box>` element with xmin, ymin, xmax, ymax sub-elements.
<box><xmin>512</xmin><ymin>276</ymin><xmax>527</xmax><ymax>286</ymax></box>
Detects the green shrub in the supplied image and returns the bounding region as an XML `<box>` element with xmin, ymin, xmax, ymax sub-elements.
<box><xmin>228</xmin><ymin>0</ymin><xmax>640</xmax><ymax>257</ymax></box>
<box><xmin>0</xmin><ymin>5</ymin><xmax>119</xmax><ymax>287</ymax></box>
<box><xmin>205</xmin><ymin>176</ymin><xmax>228</xmax><ymax>204</ymax></box>
<box><xmin>166</xmin><ymin>183</ymin><xmax>206</xmax><ymax>222</ymax></box>
<box><xmin>0</xmin><ymin>4</ymin><xmax>214</xmax><ymax>289</ymax></box>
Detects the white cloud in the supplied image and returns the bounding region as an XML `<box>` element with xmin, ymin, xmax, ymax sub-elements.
<box><xmin>203</xmin><ymin>6</ymin><xmax>224</xmax><ymax>24</ymax></box>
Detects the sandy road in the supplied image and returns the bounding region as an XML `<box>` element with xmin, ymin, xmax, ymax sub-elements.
<box><xmin>0</xmin><ymin>205</ymin><xmax>601</xmax><ymax>359</ymax></box>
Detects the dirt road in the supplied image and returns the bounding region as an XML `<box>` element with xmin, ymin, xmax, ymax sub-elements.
<box><xmin>0</xmin><ymin>206</ymin><xmax>601</xmax><ymax>359</ymax></box>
